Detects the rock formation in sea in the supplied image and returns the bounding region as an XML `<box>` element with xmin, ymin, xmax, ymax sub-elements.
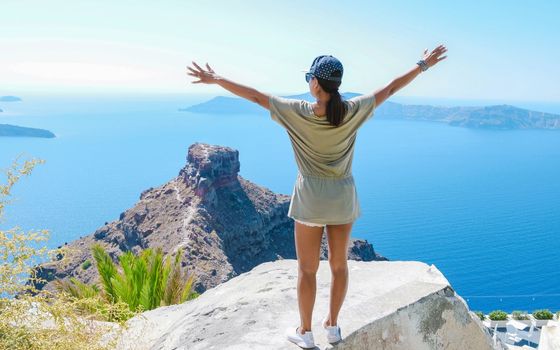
<box><xmin>115</xmin><ymin>259</ymin><xmax>508</xmax><ymax>350</ymax></box>
<box><xmin>31</xmin><ymin>142</ymin><xmax>386</xmax><ymax>295</ymax></box>
<box><xmin>0</xmin><ymin>124</ymin><xmax>56</xmax><ymax>138</ymax></box>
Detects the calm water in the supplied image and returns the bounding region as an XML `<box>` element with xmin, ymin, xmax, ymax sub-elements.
<box><xmin>1</xmin><ymin>94</ymin><xmax>559</xmax><ymax>314</ymax></box>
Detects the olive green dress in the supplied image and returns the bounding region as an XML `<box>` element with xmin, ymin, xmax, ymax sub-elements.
<box><xmin>268</xmin><ymin>92</ymin><xmax>376</xmax><ymax>225</ymax></box>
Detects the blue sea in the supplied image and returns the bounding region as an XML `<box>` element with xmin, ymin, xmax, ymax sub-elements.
<box><xmin>1</xmin><ymin>94</ymin><xmax>559</xmax><ymax>314</ymax></box>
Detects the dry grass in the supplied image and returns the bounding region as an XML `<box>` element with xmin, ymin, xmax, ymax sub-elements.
<box><xmin>0</xmin><ymin>155</ymin><xmax>134</xmax><ymax>350</ymax></box>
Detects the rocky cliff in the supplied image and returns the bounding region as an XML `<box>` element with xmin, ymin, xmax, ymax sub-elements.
<box><xmin>115</xmin><ymin>259</ymin><xmax>508</xmax><ymax>350</ymax></box>
<box><xmin>31</xmin><ymin>142</ymin><xmax>386</xmax><ymax>295</ymax></box>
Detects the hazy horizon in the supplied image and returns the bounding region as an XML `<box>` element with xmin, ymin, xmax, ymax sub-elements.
<box><xmin>3</xmin><ymin>92</ymin><xmax>560</xmax><ymax>116</ymax></box>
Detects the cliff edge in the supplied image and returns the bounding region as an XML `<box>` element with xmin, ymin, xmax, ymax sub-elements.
<box><xmin>116</xmin><ymin>259</ymin><xmax>507</xmax><ymax>350</ymax></box>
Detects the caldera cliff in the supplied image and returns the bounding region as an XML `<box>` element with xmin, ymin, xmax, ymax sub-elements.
<box><xmin>31</xmin><ymin>142</ymin><xmax>386</xmax><ymax>295</ymax></box>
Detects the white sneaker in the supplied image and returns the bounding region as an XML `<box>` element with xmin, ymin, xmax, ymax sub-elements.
<box><xmin>286</xmin><ymin>326</ymin><xmax>316</xmax><ymax>349</ymax></box>
<box><xmin>322</xmin><ymin>316</ymin><xmax>342</xmax><ymax>344</ymax></box>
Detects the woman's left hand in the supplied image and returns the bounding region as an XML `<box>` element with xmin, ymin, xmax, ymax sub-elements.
<box><xmin>187</xmin><ymin>61</ymin><xmax>219</xmax><ymax>84</ymax></box>
<box><xmin>422</xmin><ymin>45</ymin><xmax>447</xmax><ymax>69</ymax></box>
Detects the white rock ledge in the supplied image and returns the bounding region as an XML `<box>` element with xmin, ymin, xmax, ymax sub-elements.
<box><xmin>116</xmin><ymin>259</ymin><xmax>507</xmax><ymax>350</ymax></box>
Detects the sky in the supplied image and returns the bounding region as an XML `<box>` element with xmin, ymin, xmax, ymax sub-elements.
<box><xmin>1</xmin><ymin>0</ymin><xmax>559</xmax><ymax>102</ymax></box>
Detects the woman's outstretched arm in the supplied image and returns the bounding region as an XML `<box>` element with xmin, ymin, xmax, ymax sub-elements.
<box><xmin>374</xmin><ymin>44</ymin><xmax>447</xmax><ymax>107</ymax></box>
<box><xmin>187</xmin><ymin>61</ymin><xmax>270</xmax><ymax>110</ymax></box>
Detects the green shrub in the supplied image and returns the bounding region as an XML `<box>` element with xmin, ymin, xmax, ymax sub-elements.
<box><xmin>473</xmin><ymin>311</ymin><xmax>485</xmax><ymax>321</ymax></box>
<box><xmin>57</xmin><ymin>243</ymin><xmax>198</xmax><ymax>317</ymax></box>
<box><xmin>0</xmin><ymin>156</ymin><xmax>120</xmax><ymax>350</ymax></box>
<box><xmin>488</xmin><ymin>310</ymin><xmax>508</xmax><ymax>321</ymax></box>
<box><xmin>533</xmin><ymin>309</ymin><xmax>554</xmax><ymax>320</ymax></box>
<box><xmin>81</xmin><ymin>259</ymin><xmax>92</xmax><ymax>270</ymax></box>
<box><xmin>512</xmin><ymin>310</ymin><xmax>530</xmax><ymax>320</ymax></box>
<box><xmin>54</xmin><ymin>277</ymin><xmax>100</xmax><ymax>299</ymax></box>
<box><xmin>0</xmin><ymin>154</ymin><xmax>200</xmax><ymax>350</ymax></box>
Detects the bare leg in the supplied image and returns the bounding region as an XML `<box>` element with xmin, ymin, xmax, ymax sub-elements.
<box><xmin>294</xmin><ymin>221</ymin><xmax>324</xmax><ymax>333</ymax></box>
<box><xmin>324</xmin><ymin>221</ymin><xmax>353</xmax><ymax>327</ymax></box>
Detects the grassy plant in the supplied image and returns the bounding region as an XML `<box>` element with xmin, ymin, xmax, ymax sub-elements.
<box><xmin>81</xmin><ymin>259</ymin><xmax>92</xmax><ymax>270</ymax></box>
<box><xmin>533</xmin><ymin>309</ymin><xmax>554</xmax><ymax>320</ymax></box>
<box><xmin>57</xmin><ymin>243</ymin><xmax>198</xmax><ymax>314</ymax></box>
<box><xmin>473</xmin><ymin>311</ymin><xmax>485</xmax><ymax>321</ymax></box>
<box><xmin>1</xmin><ymin>154</ymin><xmax>201</xmax><ymax>349</ymax></box>
<box><xmin>0</xmin><ymin>155</ymin><xmax>126</xmax><ymax>349</ymax></box>
<box><xmin>488</xmin><ymin>310</ymin><xmax>508</xmax><ymax>321</ymax></box>
<box><xmin>511</xmin><ymin>310</ymin><xmax>530</xmax><ymax>320</ymax></box>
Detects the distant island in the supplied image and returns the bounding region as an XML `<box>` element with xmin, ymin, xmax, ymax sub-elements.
<box><xmin>0</xmin><ymin>95</ymin><xmax>55</xmax><ymax>137</ymax></box>
<box><xmin>180</xmin><ymin>92</ymin><xmax>560</xmax><ymax>130</ymax></box>
<box><xmin>0</xmin><ymin>124</ymin><xmax>56</xmax><ymax>138</ymax></box>
<box><xmin>179</xmin><ymin>92</ymin><xmax>360</xmax><ymax>115</ymax></box>
<box><xmin>0</xmin><ymin>95</ymin><xmax>22</xmax><ymax>102</ymax></box>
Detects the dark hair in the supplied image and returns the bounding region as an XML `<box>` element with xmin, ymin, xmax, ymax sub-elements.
<box><xmin>316</xmin><ymin>74</ymin><xmax>347</xmax><ymax>127</ymax></box>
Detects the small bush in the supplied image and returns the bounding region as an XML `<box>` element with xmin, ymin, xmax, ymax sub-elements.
<box><xmin>533</xmin><ymin>309</ymin><xmax>554</xmax><ymax>320</ymax></box>
<box><xmin>488</xmin><ymin>310</ymin><xmax>508</xmax><ymax>321</ymax></box>
<box><xmin>473</xmin><ymin>311</ymin><xmax>485</xmax><ymax>321</ymax></box>
<box><xmin>57</xmin><ymin>243</ymin><xmax>198</xmax><ymax>318</ymax></box>
<box><xmin>81</xmin><ymin>259</ymin><xmax>92</xmax><ymax>270</ymax></box>
<box><xmin>1</xmin><ymin>154</ymin><xmax>200</xmax><ymax>349</ymax></box>
<box><xmin>0</xmin><ymin>155</ymin><xmax>123</xmax><ymax>350</ymax></box>
<box><xmin>512</xmin><ymin>310</ymin><xmax>530</xmax><ymax>320</ymax></box>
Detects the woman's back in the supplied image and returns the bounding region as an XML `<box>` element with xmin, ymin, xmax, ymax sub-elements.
<box><xmin>268</xmin><ymin>92</ymin><xmax>376</xmax><ymax>178</ymax></box>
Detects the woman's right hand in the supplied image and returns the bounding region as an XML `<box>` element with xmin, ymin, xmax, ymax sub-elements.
<box><xmin>187</xmin><ymin>61</ymin><xmax>220</xmax><ymax>84</ymax></box>
<box><xmin>422</xmin><ymin>44</ymin><xmax>448</xmax><ymax>68</ymax></box>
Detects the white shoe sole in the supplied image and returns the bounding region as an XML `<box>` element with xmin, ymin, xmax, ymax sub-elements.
<box><xmin>322</xmin><ymin>317</ymin><xmax>342</xmax><ymax>343</ymax></box>
<box><xmin>286</xmin><ymin>326</ymin><xmax>316</xmax><ymax>349</ymax></box>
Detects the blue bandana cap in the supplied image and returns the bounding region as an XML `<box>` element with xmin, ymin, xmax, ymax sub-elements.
<box><xmin>302</xmin><ymin>55</ymin><xmax>343</xmax><ymax>82</ymax></box>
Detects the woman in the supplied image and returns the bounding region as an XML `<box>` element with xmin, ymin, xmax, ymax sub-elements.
<box><xmin>187</xmin><ymin>44</ymin><xmax>447</xmax><ymax>348</ymax></box>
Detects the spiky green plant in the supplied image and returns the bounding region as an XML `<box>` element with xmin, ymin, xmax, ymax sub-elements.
<box><xmin>163</xmin><ymin>250</ymin><xmax>197</xmax><ymax>305</ymax></box>
<box><xmin>91</xmin><ymin>244</ymin><xmax>119</xmax><ymax>303</ymax></box>
<box><xmin>53</xmin><ymin>277</ymin><xmax>100</xmax><ymax>299</ymax></box>
<box><xmin>58</xmin><ymin>243</ymin><xmax>197</xmax><ymax>314</ymax></box>
<box><xmin>138</xmin><ymin>247</ymin><xmax>165</xmax><ymax>310</ymax></box>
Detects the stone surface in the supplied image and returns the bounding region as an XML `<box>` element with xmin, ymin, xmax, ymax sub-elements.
<box><xmin>115</xmin><ymin>259</ymin><xmax>507</xmax><ymax>350</ymax></box>
<box><xmin>538</xmin><ymin>320</ymin><xmax>560</xmax><ymax>350</ymax></box>
<box><xmin>29</xmin><ymin>142</ymin><xmax>386</xmax><ymax>296</ymax></box>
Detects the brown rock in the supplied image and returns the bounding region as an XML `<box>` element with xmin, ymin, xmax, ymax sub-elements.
<box><xmin>29</xmin><ymin>142</ymin><xmax>387</xmax><ymax>296</ymax></box>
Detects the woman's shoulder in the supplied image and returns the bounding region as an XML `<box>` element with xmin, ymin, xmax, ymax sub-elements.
<box><xmin>346</xmin><ymin>92</ymin><xmax>375</xmax><ymax>107</ymax></box>
<box><xmin>269</xmin><ymin>95</ymin><xmax>307</xmax><ymax>112</ymax></box>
